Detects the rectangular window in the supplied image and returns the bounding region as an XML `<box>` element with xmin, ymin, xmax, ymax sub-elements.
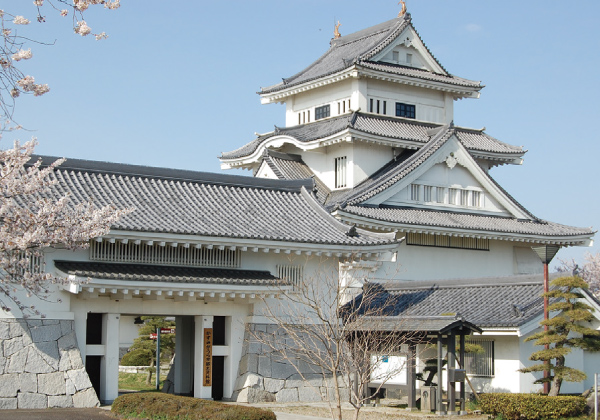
<box><xmin>376</xmin><ymin>100</ymin><xmax>380</xmax><ymax>114</ymax></box>
<box><xmin>307</xmin><ymin>110</ymin><xmax>310</xmax><ymax>122</ymax></box>
<box><xmin>343</xmin><ymin>100</ymin><xmax>346</xmax><ymax>113</ymax></box>
<box><xmin>393</xmin><ymin>51</ymin><xmax>399</xmax><ymax>62</ymax></box>
<box><xmin>298</xmin><ymin>113</ymin><xmax>301</xmax><ymax>125</ymax></box>
<box><xmin>410</xmin><ymin>184</ymin><xmax>420</xmax><ymax>201</ymax></box>
<box><xmin>465</xmin><ymin>339</ymin><xmax>494</xmax><ymax>377</ymax></box>
<box><xmin>335</xmin><ymin>156</ymin><xmax>347</xmax><ymax>188</ymax></box>
<box><xmin>338</xmin><ymin>102</ymin><xmax>341</xmax><ymax>114</ymax></box>
<box><xmin>395</xmin><ymin>102</ymin><xmax>416</xmax><ymax>119</ymax></box>
<box><xmin>277</xmin><ymin>265</ymin><xmax>304</xmax><ymax>291</ymax></box>
<box><xmin>315</xmin><ymin>105</ymin><xmax>330</xmax><ymax>120</ymax></box>
<box><xmin>406</xmin><ymin>233</ymin><xmax>489</xmax><ymax>251</ymax></box>
<box><xmin>383</xmin><ymin>101</ymin><xmax>387</xmax><ymax>115</ymax></box>
<box><xmin>370</xmin><ymin>98</ymin><xmax>374</xmax><ymax>113</ymax></box>
<box><xmin>406</xmin><ymin>53</ymin><xmax>413</xmax><ymax>65</ymax></box>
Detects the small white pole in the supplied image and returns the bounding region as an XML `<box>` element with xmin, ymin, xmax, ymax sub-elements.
<box><xmin>592</xmin><ymin>374</ymin><xmax>598</xmax><ymax>420</ymax></box>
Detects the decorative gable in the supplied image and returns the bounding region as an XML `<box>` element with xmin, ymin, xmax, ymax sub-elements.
<box><xmin>370</xmin><ymin>24</ymin><xmax>447</xmax><ymax>74</ymax></box>
<box><xmin>361</xmin><ymin>132</ymin><xmax>532</xmax><ymax>219</ymax></box>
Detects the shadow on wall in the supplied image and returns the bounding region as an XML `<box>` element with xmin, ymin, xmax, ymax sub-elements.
<box><xmin>468</xmin><ymin>377</ymin><xmax>511</xmax><ymax>394</ymax></box>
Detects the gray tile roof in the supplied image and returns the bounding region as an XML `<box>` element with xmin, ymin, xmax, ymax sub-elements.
<box><xmin>340</xmin><ymin>206</ymin><xmax>594</xmax><ymax>240</ymax></box>
<box><xmin>31</xmin><ymin>155</ymin><xmax>395</xmax><ymax>247</ymax></box>
<box><xmin>370</xmin><ymin>278</ymin><xmax>547</xmax><ymax>328</ymax></box>
<box><xmin>261</xmin><ymin>150</ymin><xmax>331</xmax><ymax>204</ymax></box>
<box><xmin>54</xmin><ymin>260</ymin><xmax>280</xmax><ymax>286</ymax></box>
<box><xmin>349</xmin><ymin>315</ymin><xmax>482</xmax><ymax>335</ymax></box>
<box><xmin>260</xmin><ymin>15</ymin><xmax>480</xmax><ymax>94</ymax></box>
<box><xmin>220</xmin><ymin>112</ymin><xmax>523</xmax><ymax>161</ymax></box>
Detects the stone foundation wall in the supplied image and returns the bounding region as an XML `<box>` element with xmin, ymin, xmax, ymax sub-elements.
<box><xmin>232</xmin><ymin>323</ymin><xmax>349</xmax><ymax>404</ymax></box>
<box><xmin>0</xmin><ymin>319</ymin><xmax>99</xmax><ymax>409</ymax></box>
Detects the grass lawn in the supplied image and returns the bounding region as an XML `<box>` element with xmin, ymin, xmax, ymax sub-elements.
<box><xmin>118</xmin><ymin>372</ymin><xmax>169</xmax><ymax>392</ymax></box>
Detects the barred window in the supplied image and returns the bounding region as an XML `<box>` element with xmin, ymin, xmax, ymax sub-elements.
<box><xmin>410</xmin><ymin>184</ymin><xmax>420</xmax><ymax>201</ymax></box>
<box><xmin>405</xmin><ymin>233</ymin><xmax>489</xmax><ymax>251</ymax></box>
<box><xmin>335</xmin><ymin>156</ymin><xmax>347</xmax><ymax>188</ymax></box>
<box><xmin>277</xmin><ymin>265</ymin><xmax>304</xmax><ymax>291</ymax></box>
<box><xmin>464</xmin><ymin>339</ymin><xmax>494</xmax><ymax>377</ymax></box>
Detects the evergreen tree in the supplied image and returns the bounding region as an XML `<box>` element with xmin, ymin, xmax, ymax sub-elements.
<box><xmin>127</xmin><ymin>316</ymin><xmax>176</xmax><ymax>385</ymax></box>
<box><xmin>520</xmin><ymin>276</ymin><xmax>600</xmax><ymax>396</ymax></box>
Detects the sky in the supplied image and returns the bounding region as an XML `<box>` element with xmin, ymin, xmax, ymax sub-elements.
<box><xmin>4</xmin><ymin>0</ymin><xmax>599</xmax><ymax>267</ymax></box>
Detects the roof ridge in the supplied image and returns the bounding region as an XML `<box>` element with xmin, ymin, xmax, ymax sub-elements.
<box><xmin>30</xmin><ymin>154</ymin><xmax>314</xmax><ymax>193</ymax></box>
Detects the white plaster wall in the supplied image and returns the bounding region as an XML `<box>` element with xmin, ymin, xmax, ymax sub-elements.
<box><xmin>468</xmin><ymin>335</ymin><xmax>521</xmax><ymax>393</ymax></box>
<box><xmin>375</xmin><ymin>240</ymin><xmax>522</xmax><ymax>281</ymax></box>
<box><xmin>255</xmin><ymin>161</ymin><xmax>278</xmax><ymax>179</ymax></box>
<box><xmin>301</xmin><ymin>143</ymin><xmax>354</xmax><ymax>191</ymax></box>
<box><xmin>366</xmin><ymin>80</ymin><xmax>446</xmax><ymax>124</ymax></box>
<box><xmin>119</xmin><ymin>315</ymin><xmax>141</xmax><ymax>350</ymax></box>
<box><xmin>352</xmin><ymin>143</ymin><xmax>395</xmax><ymax>186</ymax></box>
<box><xmin>285</xmin><ymin>80</ymin><xmax>354</xmax><ymax>127</ymax></box>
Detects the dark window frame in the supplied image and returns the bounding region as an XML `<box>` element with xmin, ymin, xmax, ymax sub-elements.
<box><xmin>396</xmin><ymin>102</ymin><xmax>416</xmax><ymax>119</ymax></box>
<box><xmin>315</xmin><ymin>104</ymin><xmax>330</xmax><ymax>120</ymax></box>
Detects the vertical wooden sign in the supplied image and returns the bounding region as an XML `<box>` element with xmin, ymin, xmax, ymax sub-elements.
<box><xmin>203</xmin><ymin>328</ymin><xmax>213</xmax><ymax>386</ymax></box>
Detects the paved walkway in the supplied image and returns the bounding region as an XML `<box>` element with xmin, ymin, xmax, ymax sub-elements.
<box><xmin>0</xmin><ymin>406</ymin><xmax>331</xmax><ymax>420</ymax></box>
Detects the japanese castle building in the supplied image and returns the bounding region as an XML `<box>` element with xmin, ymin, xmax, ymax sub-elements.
<box><xmin>0</xmin><ymin>10</ymin><xmax>597</xmax><ymax>410</ymax></box>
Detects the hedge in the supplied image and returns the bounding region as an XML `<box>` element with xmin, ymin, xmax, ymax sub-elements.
<box><xmin>111</xmin><ymin>392</ymin><xmax>277</xmax><ymax>420</ymax></box>
<box><xmin>478</xmin><ymin>393</ymin><xmax>586</xmax><ymax>420</ymax></box>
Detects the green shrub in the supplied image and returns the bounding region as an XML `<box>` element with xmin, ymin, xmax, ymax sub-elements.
<box><xmin>111</xmin><ymin>392</ymin><xmax>277</xmax><ymax>420</ymax></box>
<box><xmin>478</xmin><ymin>393</ymin><xmax>586</xmax><ymax>420</ymax></box>
<box><xmin>120</xmin><ymin>349</ymin><xmax>152</xmax><ymax>366</ymax></box>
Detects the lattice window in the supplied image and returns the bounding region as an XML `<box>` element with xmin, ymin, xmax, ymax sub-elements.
<box><xmin>315</xmin><ymin>105</ymin><xmax>330</xmax><ymax>120</ymax></box>
<box><xmin>465</xmin><ymin>339</ymin><xmax>494</xmax><ymax>377</ymax></box>
<box><xmin>277</xmin><ymin>265</ymin><xmax>304</xmax><ymax>290</ymax></box>
<box><xmin>405</xmin><ymin>233</ymin><xmax>489</xmax><ymax>251</ymax></box>
<box><xmin>423</xmin><ymin>186</ymin><xmax>433</xmax><ymax>202</ymax></box>
<box><xmin>471</xmin><ymin>191</ymin><xmax>482</xmax><ymax>208</ymax></box>
<box><xmin>90</xmin><ymin>240</ymin><xmax>241</xmax><ymax>268</ymax></box>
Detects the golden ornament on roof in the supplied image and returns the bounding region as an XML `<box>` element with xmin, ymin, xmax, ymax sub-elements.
<box><xmin>398</xmin><ymin>1</ymin><xmax>407</xmax><ymax>17</ymax></box>
<box><xmin>334</xmin><ymin>21</ymin><xmax>342</xmax><ymax>39</ymax></box>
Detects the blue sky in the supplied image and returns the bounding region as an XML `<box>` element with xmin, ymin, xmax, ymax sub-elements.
<box><xmin>5</xmin><ymin>1</ymin><xmax>599</xmax><ymax>266</ymax></box>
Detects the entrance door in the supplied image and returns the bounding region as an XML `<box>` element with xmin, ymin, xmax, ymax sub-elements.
<box><xmin>211</xmin><ymin>356</ymin><xmax>224</xmax><ymax>400</ymax></box>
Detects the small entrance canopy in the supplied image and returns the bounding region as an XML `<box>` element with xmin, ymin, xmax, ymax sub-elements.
<box><xmin>349</xmin><ymin>314</ymin><xmax>482</xmax><ymax>416</ymax></box>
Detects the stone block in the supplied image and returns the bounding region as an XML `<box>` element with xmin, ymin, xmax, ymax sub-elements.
<box><xmin>17</xmin><ymin>392</ymin><xmax>47</xmax><ymax>409</ymax></box>
<box><xmin>234</xmin><ymin>387</ymin><xmax>249</xmax><ymax>403</ymax></box>
<box><xmin>65</xmin><ymin>377</ymin><xmax>76</xmax><ymax>395</ymax></box>
<box><xmin>59</xmin><ymin>350</ymin><xmax>72</xmax><ymax>371</ymax></box>
<box><xmin>49</xmin><ymin>395</ymin><xmax>73</xmax><ymax>408</ymax></box>
<box><xmin>25</xmin><ymin>347</ymin><xmax>54</xmax><ymax>374</ymax></box>
<box><xmin>58</xmin><ymin>331</ymin><xmax>78</xmax><ymax>350</ymax></box>
<box><xmin>271</xmin><ymin>361</ymin><xmax>297</xmax><ymax>380</ymax></box>
<box><xmin>19</xmin><ymin>373</ymin><xmax>38</xmax><ymax>393</ymax></box>
<box><xmin>247</xmin><ymin>388</ymin><xmax>275</xmax><ymax>403</ymax></box>
<box><xmin>255</xmin><ymin>324</ymin><xmax>267</xmax><ymax>333</ymax></box>
<box><xmin>0</xmin><ymin>397</ymin><xmax>17</xmax><ymax>409</ymax></box>
<box><xmin>264</xmin><ymin>378</ymin><xmax>284</xmax><ymax>393</ymax></box>
<box><xmin>38</xmin><ymin>372</ymin><xmax>66</xmax><ymax>395</ymax></box>
<box><xmin>0</xmin><ymin>321</ymin><xmax>10</xmax><ymax>340</ymax></box>
<box><xmin>10</xmin><ymin>320</ymin><xmax>28</xmax><ymax>339</ymax></box>
<box><xmin>42</xmin><ymin>320</ymin><xmax>60</xmax><ymax>326</ymax></box>
<box><xmin>275</xmin><ymin>387</ymin><xmax>299</xmax><ymax>403</ymax></box>
<box><xmin>27</xmin><ymin>320</ymin><xmax>43</xmax><ymax>328</ymax></box>
<box><xmin>34</xmin><ymin>341</ymin><xmax>60</xmax><ymax>370</ymax></box>
<box><xmin>0</xmin><ymin>356</ymin><xmax>6</xmax><ymax>374</ymax></box>
<box><xmin>4</xmin><ymin>336</ymin><xmax>23</xmax><ymax>357</ymax></box>
<box><xmin>0</xmin><ymin>373</ymin><xmax>19</xmax><ymax>397</ymax></box>
<box><xmin>72</xmin><ymin>388</ymin><xmax>99</xmax><ymax>408</ymax></box>
<box><xmin>67</xmin><ymin>368</ymin><xmax>93</xmax><ymax>391</ymax></box>
<box><xmin>30</xmin><ymin>324</ymin><xmax>62</xmax><ymax>344</ymax></box>
<box><xmin>60</xmin><ymin>320</ymin><xmax>73</xmax><ymax>337</ymax></box>
<box><xmin>298</xmin><ymin>386</ymin><xmax>322</xmax><ymax>402</ymax></box>
<box><xmin>248</xmin><ymin>341</ymin><xmax>262</xmax><ymax>354</ymax></box>
<box><xmin>6</xmin><ymin>348</ymin><xmax>28</xmax><ymax>373</ymax></box>
<box><xmin>257</xmin><ymin>355</ymin><xmax>272</xmax><ymax>377</ymax></box>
